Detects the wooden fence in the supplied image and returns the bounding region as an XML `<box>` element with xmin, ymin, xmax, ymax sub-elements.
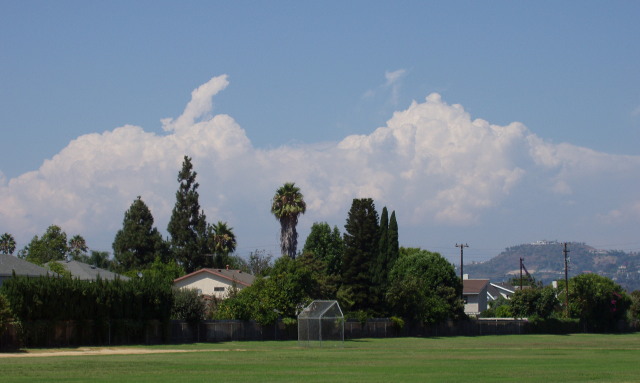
<box><xmin>1</xmin><ymin>318</ymin><xmax>533</xmax><ymax>349</ymax></box>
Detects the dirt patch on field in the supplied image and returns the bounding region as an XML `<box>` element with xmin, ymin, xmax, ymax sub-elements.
<box><xmin>0</xmin><ymin>348</ymin><xmax>246</xmax><ymax>358</ymax></box>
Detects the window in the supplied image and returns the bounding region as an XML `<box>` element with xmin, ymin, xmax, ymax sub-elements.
<box><xmin>214</xmin><ymin>287</ymin><xmax>225</xmax><ymax>292</ymax></box>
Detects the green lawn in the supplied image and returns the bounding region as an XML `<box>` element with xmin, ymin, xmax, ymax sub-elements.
<box><xmin>1</xmin><ymin>334</ymin><xmax>639</xmax><ymax>382</ymax></box>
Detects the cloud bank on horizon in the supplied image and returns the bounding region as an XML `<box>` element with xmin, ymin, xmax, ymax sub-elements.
<box><xmin>1</xmin><ymin>75</ymin><xmax>639</xmax><ymax>255</ymax></box>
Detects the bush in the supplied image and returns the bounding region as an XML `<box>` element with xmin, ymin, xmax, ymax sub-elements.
<box><xmin>0</xmin><ymin>293</ymin><xmax>14</xmax><ymax>334</ymax></box>
<box><xmin>527</xmin><ymin>316</ymin><xmax>581</xmax><ymax>334</ymax></box>
<box><xmin>171</xmin><ymin>288</ymin><xmax>206</xmax><ymax>324</ymax></box>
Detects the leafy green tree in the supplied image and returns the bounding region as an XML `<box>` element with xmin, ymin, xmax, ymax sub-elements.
<box><xmin>509</xmin><ymin>286</ymin><xmax>558</xmax><ymax>319</ymax></box>
<box><xmin>0</xmin><ymin>233</ymin><xmax>16</xmax><ymax>255</ymax></box>
<box><xmin>561</xmin><ymin>273</ymin><xmax>630</xmax><ymax>331</ymax></box>
<box><xmin>22</xmin><ymin>225</ymin><xmax>69</xmax><ymax>265</ymax></box>
<box><xmin>340</xmin><ymin>198</ymin><xmax>379</xmax><ymax>312</ymax></box>
<box><xmin>113</xmin><ymin>196</ymin><xmax>168</xmax><ymax>271</ymax></box>
<box><xmin>302</xmin><ymin>222</ymin><xmax>343</xmax><ymax>275</ymax></box>
<box><xmin>215</xmin><ymin>256</ymin><xmax>314</xmax><ymax>325</ymax></box>
<box><xmin>297</xmin><ymin>251</ymin><xmax>339</xmax><ymax>300</ymax></box>
<box><xmin>68</xmin><ymin>234</ymin><xmax>89</xmax><ymax>261</ymax></box>
<box><xmin>271</xmin><ymin>182</ymin><xmax>306</xmax><ymax>259</ymax></box>
<box><xmin>248</xmin><ymin>249</ymin><xmax>273</xmax><ymax>276</ymax></box>
<box><xmin>386</xmin><ymin>247</ymin><xmax>464</xmax><ymax>324</ymax></box>
<box><xmin>628</xmin><ymin>290</ymin><xmax>640</xmax><ymax>329</ymax></box>
<box><xmin>168</xmin><ymin>156</ymin><xmax>209</xmax><ymax>273</ymax></box>
<box><xmin>88</xmin><ymin>250</ymin><xmax>113</xmax><ymax>270</ymax></box>
<box><xmin>207</xmin><ymin>221</ymin><xmax>237</xmax><ymax>268</ymax></box>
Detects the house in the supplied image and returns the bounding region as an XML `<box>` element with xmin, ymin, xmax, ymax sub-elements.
<box><xmin>0</xmin><ymin>254</ymin><xmax>55</xmax><ymax>287</ymax></box>
<box><xmin>51</xmin><ymin>260</ymin><xmax>129</xmax><ymax>281</ymax></box>
<box><xmin>173</xmin><ymin>268</ymin><xmax>255</xmax><ymax>299</ymax></box>
<box><xmin>463</xmin><ymin>278</ymin><xmax>489</xmax><ymax>316</ymax></box>
<box><xmin>487</xmin><ymin>282</ymin><xmax>516</xmax><ymax>301</ymax></box>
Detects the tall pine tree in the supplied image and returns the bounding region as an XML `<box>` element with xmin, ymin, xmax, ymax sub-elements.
<box><xmin>340</xmin><ymin>198</ymin><xmax>380</xmax><ymax>312</ymax></box>
<box><xmin>167</xmin><ymin>156</ymin><xmax>209</xmax><ymax>273</ymax></box>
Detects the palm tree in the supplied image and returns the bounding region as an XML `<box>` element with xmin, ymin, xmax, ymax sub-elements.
<box><xmin>271</xmin><ymin>182</ymin><xmax>306</xmax><ymax>259</ymax></box>
<box><xmin>68</xmin><ymin>234</ymin><xmax>88</xmax><ymax>261</ymax></box>
<box><xmin>208</xmin><ymin>221</ymin><xmax>237</xmax><ymax>268</ymax></box>
<box><xmin>0</xmin><ymin>233</ymin><xmax>16</xmax><ymax>255</ymax></box>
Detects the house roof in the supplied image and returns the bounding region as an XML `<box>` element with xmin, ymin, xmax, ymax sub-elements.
<box><xmin>463</xmin><ymin>279</ymin><xmax>490</xmax><ymax>295</ymax></box>
<box><xmin>174</xmin><ymin>268</ymin><xmax>255</xmax><ymax>287</ymax></box>
<box><xmin>0</xmin><ymin>254</ymin><xmax>52</xmax><ymax>278</ymax></box>
<box><xmin>52</xmin><ymin>260</ymin><xmax>129</xmax><ymax>281</ymax></box>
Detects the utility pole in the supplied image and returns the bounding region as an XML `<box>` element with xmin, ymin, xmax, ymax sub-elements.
<box><xmin>519</xmin><ymin>257</ymin><xmax>523</xmax><ymax>290</ymax></box>
<box><xmin>456</xmin><ymin>243</ymin><xmax>469</xmax><ymax>292</ymax></box>
<box><xmin>563</xmin><ymin>242</ymin><xmax>570</xmax><ymax>317</ymax></box>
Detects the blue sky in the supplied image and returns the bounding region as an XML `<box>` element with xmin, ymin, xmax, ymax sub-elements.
<box><xmin>1</xmin><ymin>1</ymin><xmax>639</xmax><ymax>265</ymax></box>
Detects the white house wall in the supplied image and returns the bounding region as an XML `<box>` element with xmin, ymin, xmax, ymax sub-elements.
<box><xmin>174</xmin><ymin>272</ymin><xmax>245</xmax><ymax>299</ymax></box>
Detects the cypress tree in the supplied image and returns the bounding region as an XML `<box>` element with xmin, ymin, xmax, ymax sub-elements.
<box><xmin>167</xmin><ymin>156</ymin><xmax>209</xmax><ymax>273</ymax></box>
<box><xmin>388</xmin><ymin>210</ymin><xmax>399</xmax><ymax>271</ymax></box>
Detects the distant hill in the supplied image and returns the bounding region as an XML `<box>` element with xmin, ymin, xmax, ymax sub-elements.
<box><xmin>463</xmin><ymin>241</ymin><xmax>640</xmax><ymax>292</ymax></box>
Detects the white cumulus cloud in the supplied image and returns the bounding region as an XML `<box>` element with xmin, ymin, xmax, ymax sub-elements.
<box><xmin>1</xmin><ymin>75</ymin><xmax>640</xmax><ymax>254</ymax></box>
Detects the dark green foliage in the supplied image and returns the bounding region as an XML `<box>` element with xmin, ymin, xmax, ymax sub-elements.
<box><xmin>171</xmin><ymin>288</ymin><xmax>206</xmax><ymax>324</ymax></box>
<box><xmin>271</xmin><ymin>182</ymin><xmax>306</xmax><ymax>259</ymax></box>
<box><xmin>563</xmin><ymin>273</ymin><xmax>630</xmax><ymax>332</ymax></box>
<box><xmin>215</xmin><ymin>257</ymin><xmax>314</xmax><ymax>325</ymax></box>
<box><xmin>88</xmin><ymin>250</ymin><xmax>114</xmax><ymax>270</ymax></box>
<box><xmin>297</xmin><ymin>252</ymin><xmax>339</xmax><ymax>299</ymax></box>
<box><xmin>113</xmin><ymin>196</ymin><xmax>168</xmax><ymax>271</ymax></box>
<box><xmin>481</xmin><ymin>296</ymin><xmax>513</xmax><ymax>318</ymax></box>
<box><xmin>0</xmin><ymin>233</ymin><xmax>16</xmax><ymax>255</ymax></box>
<box><xmin>168</xmin><ymin>156</ymin><xmax>209</xmax><ymax>273</ymax></box>
<box><xmin>386</xmin><ymin>248</ymin><xmax>464</xmax><ymax>324</ymax></box>
<box><xmin>371</xmin><ymin>207</ymin><xmax>389</xmax><ymax>308</ymax></box>
<box><xmin>388</xmin><ymin>210</ymin><xmax>399</xmax><ymax>269</ymax></box>
<box><xmin>628</xmin><ymin>290</ymin><xmax>640</xmax><ymax>329</ymax></box>
<box><xmin>0</xmin><ymin>274</ymin><xmax>173</xmax><ymax>324</ymax></box>
<box><xmin>0</xmin><ymin>293</ymin><xmax>13</xmax><ymax>334</ymax></box>
<box><xmin>22</xmin><ymin>225</ymin><xmax>69</xmax><ymax>265</ymax></box>
<box><xmin>302</xmin><ymin>222</ymin><xmax>343</xmax><ymax>275</ymax></box>
<box><xmin>509</xmin><ymin>286</ymin><xmax>558</xmax><ymax>319</ymax></box>
<box><xmin>341</xmin><ymin>198</ymin><xmax>380</xmax><ymax>312</ymax></box>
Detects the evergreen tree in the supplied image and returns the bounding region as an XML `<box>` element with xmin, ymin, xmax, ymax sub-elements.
<box><xmin>302</xmin><ymin>222</ymin><xmax>343</xmax><ymax>275</ymax></box>
<box><xmin>341</xmin><ymin>198</ymin><xmax>380</xmax><ymax>312</ymax></box>
<box><xmin>371</xmin><ymin>207</ymin><xmax>389</xmax><ymax>313</ymax></box>
<box><xmin>113</xmin><ymin>196</ymin><xmax>167</xmax><ymax>271</ymax></box>
<box><xmin>388</xmin><ymin>210</ymin><xmax>400</xmax><ymax>273</ymax></box>
<box><xmin>167</xmin><ymin>156</ymin><xmax>209</xmax><ymax>273</ymax></box>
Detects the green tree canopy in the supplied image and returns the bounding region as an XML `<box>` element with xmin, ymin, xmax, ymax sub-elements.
<box><xmin>561</xmin><ymin>273</ymin><xmax>630</xmax><ymax>331</ymax></box>
<box><xmin>509</xmin><ymin>286</ymin><xmax>558</xmax><ymax>319</ymax></box>
<box><xmin>302</xmin><ymin>222</ymin><xmax>343</xmax><ymax>275</ymax></box>
<box><xmin>168</xmin><ymin>156</ymin><xmax>209</xmax><ymax>272</ymax></box>
<box><xmin>271</xmin><ymin>182</ymin><xmax>306</xmax><ymax>259</ymax></box>
<box><xmin>113</xmin><ymin>196</ymin><xmax>168</xmax><ymax>271</ymax></box>
<box><xmin>22</xmin><ymin>225</ymin><xmax>69</xmax><ymax>265</ymax></box>
<box><xmin>386</xmin><ymin>247</ymin><xmax>464</xmax><ymax>324</ymax></box>
<box><xmin>215</xmin><ymin>256</ymin><xmax>314</xmax><ymax>325</ymax></box>
<box><xmin>341</xmin><ymin>198</ymin><xmax>379</xmax><ymax>312</ymax></box>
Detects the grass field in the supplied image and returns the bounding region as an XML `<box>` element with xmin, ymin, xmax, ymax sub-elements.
<box><xmin>1</xmin><ymin>334</ymin><xmax>639</xmax><ymax>382</ymax></box>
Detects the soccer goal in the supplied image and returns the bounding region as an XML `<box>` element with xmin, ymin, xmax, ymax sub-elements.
<box><xmin>298</xmin><ymin>300</ymin><xmax>344</xmax><ymax>347</ymax></box>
